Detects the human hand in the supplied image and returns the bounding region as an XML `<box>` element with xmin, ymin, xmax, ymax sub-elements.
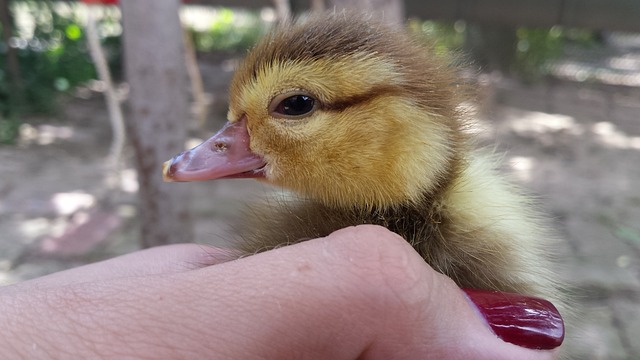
<box><xmin>0</xmin><ymin>225</ymin><xmax>563</xmax><ymax>359</ymax></box>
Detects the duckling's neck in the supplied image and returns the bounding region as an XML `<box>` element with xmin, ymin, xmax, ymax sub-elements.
<box><xmin>236</xmin><ymin>175</ymin><xmax>456</xmax><ymax>258</ymax></box>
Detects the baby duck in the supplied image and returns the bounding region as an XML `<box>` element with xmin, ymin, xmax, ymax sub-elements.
<box><xmin>163</xmin><ymin>13</ymin><xmax>562</xmax><ymax>304</ymax></box>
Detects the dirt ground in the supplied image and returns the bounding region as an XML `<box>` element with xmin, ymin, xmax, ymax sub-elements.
<box><xmin>1</xmin><ymin>56</ymin><xmax>639</xmax><ymax>358</ymax></box>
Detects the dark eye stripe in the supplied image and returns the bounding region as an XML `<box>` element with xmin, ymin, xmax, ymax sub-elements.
<box><xmin>323</xmin><ymin>85</ymin><xmax>399</xmax><ymax>112</ymax></box>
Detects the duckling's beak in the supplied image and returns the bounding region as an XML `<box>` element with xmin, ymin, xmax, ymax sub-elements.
<box><xmin>162</xmin><ymin>117</ymin><xmax>266</xmax><ymax>182</ymax></box>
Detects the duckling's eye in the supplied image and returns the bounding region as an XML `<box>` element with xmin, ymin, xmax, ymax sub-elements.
<box><xmin>275</xmin><ymin>95</ymin><xmax>315</xmax><ymax>116</ymax></box>
<box><xmin>270</xmin><ymin>93</ymin><xmax>317</xmax><ymax>119</ymax></box>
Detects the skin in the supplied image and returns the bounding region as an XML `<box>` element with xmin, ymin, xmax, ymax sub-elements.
<box><xmin>0</xmin><ymin>225</ymin><xmax>558</xmax><ymax>359</ymax></box>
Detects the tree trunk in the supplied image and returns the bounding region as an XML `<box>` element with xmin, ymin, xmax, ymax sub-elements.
<box><xmin>0</xmin><ymin>0</ymin><xmax>23</xmax><ymax>102</ymax></box>
<box><xmin>121</xmin><ymin>0</ymin><xmax>192</xmax><ymax>247</ymax></box>
<box><xmin>327</xmin><ymin>0</ymin><xmax>404</xmax><ymax>25</ymax></box>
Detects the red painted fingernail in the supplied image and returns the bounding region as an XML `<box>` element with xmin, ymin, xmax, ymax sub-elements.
<box><xmin>463</xmin><ymin>289</ymin><xmax>565</xmax><ymax>350</ymax></box>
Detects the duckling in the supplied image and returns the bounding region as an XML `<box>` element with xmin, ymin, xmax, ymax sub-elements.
<box><xmin>163</xmin><ymin>13</ymin><xmax>562</xmax><ymax>305</ymax></box>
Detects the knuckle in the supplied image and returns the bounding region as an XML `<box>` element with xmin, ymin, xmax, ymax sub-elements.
<box><xmin>327</xmin><ymin>225</ymin><xmax>430</xmax><ymax>311</ymax></box>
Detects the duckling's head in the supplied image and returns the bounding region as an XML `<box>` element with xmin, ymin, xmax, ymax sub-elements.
<box><xmin>164</xmin><ymin>13</ymin><xmax>468</xmax><ymax>209</ymax></box>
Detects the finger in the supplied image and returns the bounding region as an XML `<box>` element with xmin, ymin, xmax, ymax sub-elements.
<box><xmin>7</xmin><ymin>243</ymin><xmax>235</xmax><ymax>292</ymax></box>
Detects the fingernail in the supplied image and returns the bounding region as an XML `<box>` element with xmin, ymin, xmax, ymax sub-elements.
<box><xmin>463</xmin><ymin>289</ymin><xmax>564</xmax><ymax>350</ymax></box>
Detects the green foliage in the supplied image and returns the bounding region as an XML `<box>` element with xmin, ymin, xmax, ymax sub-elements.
<box><xmin>15</xmin><ymin>1</ymin><xmax>96</xmax><ymax>112</ymax></box>
<box><xmin>514</xmin><ymin>27</ymin><xmax>564</xmax><ymax>79</ymax></box>
<box><xmin>515</xmin><ymin>27</ymin><xmax>600</xmax><ymax>80</ymax></box>
<box><xmin>410</xmin><ymin>19</ymin><xmax>466</xmax><ymax>56</ymax></box>
<box><xmin>0</xmin><ymin>0</ymin><xmax>122</xmax><ymax>143</ymax></box>
<box><xmin>410</xmin><ymin>19</ymin><xmax>601</xmax><ymax>80</ymax></box>
<box><xmin>0</xmin><ymin>115</ymin><xmax>21</xmax><ymax>145</ymax></box>
<box><xmin>187</xmin><ymin>8</ymin><xmax>266</xmax><ymax>52</ymax></box>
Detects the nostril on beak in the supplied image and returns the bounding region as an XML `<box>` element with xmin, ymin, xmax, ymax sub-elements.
<box><xmin>212</xmin><ymin>141</ymin><xmax>228</xmax><ymax>152</ymax></box>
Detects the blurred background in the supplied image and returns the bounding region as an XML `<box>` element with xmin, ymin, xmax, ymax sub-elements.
<box><xmin>1</xmin><ymin>0</ymin><xmax>639</xmax><ymax>358</ymax></box>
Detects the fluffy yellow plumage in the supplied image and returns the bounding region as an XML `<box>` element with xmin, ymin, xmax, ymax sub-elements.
<box><xmin>163</xmin><ymin>13</ymin><xmax>564</xmax><ymax>308</ymax></box>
